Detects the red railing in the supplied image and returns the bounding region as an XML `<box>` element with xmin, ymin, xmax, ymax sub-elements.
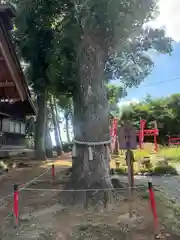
<box><xmin>168</xmin><ymin>136</ymin><xmax>180</xmax><ymax>146</ymax></box>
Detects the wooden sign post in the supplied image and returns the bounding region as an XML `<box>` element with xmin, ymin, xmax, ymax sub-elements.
<box><xmin>119</xmin><ymin>121</ymin><xmax>137</xmax><ymax>219</ymax></box>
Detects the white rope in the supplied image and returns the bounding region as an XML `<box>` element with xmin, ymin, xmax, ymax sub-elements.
<box><xmin>0</xmin><ymin>193</ymin><xmax>13</xmax><ymax>203</ymax></box>
<box><xmin>21</xmin><ymin>186</ymin><xmax>146</xmax><ymax>192</ymax></box>
<box><xmin>74</xmin><ymin>139</ymin><xmax>112</xmax><ymax>146</ymax></box>
<box><xmin>0</xmin><ymin>193</ymin><xmax>13</xmax><ymax>209</ymax></box>
<box><xmin>19</xmin><ymin>168</ymin><xmax>51</xmax><ymax>191</ymax></box>
<box><xmin>72</xmin><ymin>139</ymin><xmax>112</xmax><ymax>159</ymax></box>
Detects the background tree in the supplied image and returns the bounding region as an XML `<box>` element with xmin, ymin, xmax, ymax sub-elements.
<box><xmin>45</xmin><ymin>109</ymin><xmax>53</xmax><ymax>158</ymax></box>
<box><xmin>57</xmin><ymin>95</ymin><xmax>73</xmax><ymax>144</ymax></box>
<box><xmin>49</xmin><ymin>95</ymin><xmax>62</xmax><ymax>156</ymax></box>
<box><xmin>11</xmin><ymin>0</ymin><xmax>62</xmax><ymax>160</ymax></box>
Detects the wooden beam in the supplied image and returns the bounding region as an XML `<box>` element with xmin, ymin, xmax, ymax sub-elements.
<box><xmin>0</xmin><ymin>23</ymin><xmax>26</xmax><ymax>100</ymax></box>
<box><xmin>0</xmin><ymin>112</ymin><xmax>11</xmax><ymax>117</ymax></box>
<box><xmin>0</xmin><ymin>82</ymin><xmax>15</xmax><ymax>87</ymax></box>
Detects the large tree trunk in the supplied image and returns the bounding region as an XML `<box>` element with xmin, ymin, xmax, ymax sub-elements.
<box><xmin>65</xmin><ymin>111</ymin><xmax>71</xmax><ymax>143</ymax></box>
<box><xmin>50</xmin><ymin>96</ymin><xmax>62</xmax><ymax>156</ymax></box>
<box><xmin>35</xmin><ymin>90</ymin><xmax>48</xmax><ymax>160</ymax></box>
<box><xmin>72</xmin><ymin>36</ymin><xmax>112</xmax><ymax>207</ymax></box>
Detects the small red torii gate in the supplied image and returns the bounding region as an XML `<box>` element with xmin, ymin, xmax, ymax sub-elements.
<box><xmin>136</xmin><ymin>120</ymin><xmax>159</xmax><ymax>152</ymax></box>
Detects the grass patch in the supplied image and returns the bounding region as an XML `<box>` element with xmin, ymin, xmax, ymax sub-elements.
<box><xmin>121</xmin><ymin>145</ymin><xmax>180</xmax><ymax>164</ymax></box>
<box><xmin>116</xmin><ymin>149</ymin><xmax>151</xmax><ymax>162</ymax></box>
<box><xmin>133</xmin><ymin>149</ymin><xmax>150</xmax><ymax>161</ymax></box>
<box><xmin>158</xmin><ymin>147</ymin><xmax>180</xmax><ymax>163</ymax></box>
<box><xmin>112</xmin><ymin>159</ymin><xmax>178</xmax><ymax>176</ymax></box>
<box><xmin>112</xmin><ymin>143</ymin><xmax>180</xmax><ymax>175</ymax></box>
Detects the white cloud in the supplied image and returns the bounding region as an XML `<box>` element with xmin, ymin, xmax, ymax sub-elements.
<box><xmin>118</xmin><ymin>99</ymin><xmax>139</xmax><ymax>107</ymax></box>
<box><xmin>150</xmin><ymin>0</ymin><xmax>180</xmax><ymax>42</ymax></box>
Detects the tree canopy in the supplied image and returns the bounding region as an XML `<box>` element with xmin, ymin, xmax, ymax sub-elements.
<box><xmin>10</xmin><ymin>0</ymin><xmax>173</xmax><ymax>97</ymax></box>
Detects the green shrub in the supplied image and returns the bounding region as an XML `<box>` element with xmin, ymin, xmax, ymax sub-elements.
<box><xmin>153</xmin><ymin>165</ymin><xmax>178</xmax><ymax>175</ymax></box>
<box><xmin>139</xmin><ymin>168</ymin><xmax>150</xmax><ymax>174</ymax></box>
<box><xmin>115</xmin><ymin>167</ymin><xmax>127</xmax><ymax>175</ymax></box>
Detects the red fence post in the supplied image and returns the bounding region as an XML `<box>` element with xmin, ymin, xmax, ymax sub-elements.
<box><xmin>52</xmin><ymin>164</ymin><xmax>55</xmax><ymax>180</ymax></box>
<box><xmin>148</xmin><ymin>181</ymin><xmax>159</xmax><ymax>237</ymax></box>
<box><xmin>13</xmin><ymin>184</ymin><xmax>19</xmax><ymax>226</ymax></box>
<box><xmin>154</xmin><ymin>134</ymin><xmax>158</xmax><ymax>152</ymax></box>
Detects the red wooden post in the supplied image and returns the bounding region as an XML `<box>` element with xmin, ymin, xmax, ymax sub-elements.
<box><xmin>148</xmin><ymin>181</ymin><xmax>159</xmax><ymax>236</ymax></box>
<box><xmin>139</xmin><ymin>135</ymin><xmax>142</xmax><ymax>149</ymax></box>
<box><xmin>13</xmin><ymin>184</ymin><xmax>19</xmax><ymax>226</ymax></box>
<box><xmin>154</xmin><ymin>134</ymin><xmax>158</xmax><ymax>152</ymax></box>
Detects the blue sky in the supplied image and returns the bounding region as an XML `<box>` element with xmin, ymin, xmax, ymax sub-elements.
<box><xmin>123</xmin><ymin>42</ymin><xmax>180</xmax><ymax>102</ymax></box>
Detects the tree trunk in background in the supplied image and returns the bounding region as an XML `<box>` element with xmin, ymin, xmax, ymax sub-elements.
<box><xmin>50</xmin><ymin>96</ymin><xmax>62</xmax><ymax>156</ymax></box>
<box><xmin>54</xmin><ymin>98</ymin><xmax>63</xmax><ymax>147</ymax></box>
<box><xmin>72</xmin><ymin>36</ymin><xmax>112</xmax><ymax>207</ymax></box>
<box><xmin>45</xmin><ymin>115</ymin><xmax>53</xmax><ymax>158</ymax></box>
<box><xmin>35</xmin><ymin>90</ymin><xmax>48</xmax><ymax>160</ymax></box>
<box><xmin>65</xmin><ymin>111</ymin><xmax>71</xmax><ymax>143</ymax></box>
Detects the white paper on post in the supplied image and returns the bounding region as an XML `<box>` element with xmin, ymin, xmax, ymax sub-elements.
<box><xmin>119</xmin><ymin>122</ymin><xmax>137</xmax><ymax>149</ymax></box>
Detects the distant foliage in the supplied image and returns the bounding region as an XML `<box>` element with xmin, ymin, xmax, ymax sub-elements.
<box><xmin>129</xmin><ymin>93</ymin><xmax>180</xmax><ymax>144</ymax></box>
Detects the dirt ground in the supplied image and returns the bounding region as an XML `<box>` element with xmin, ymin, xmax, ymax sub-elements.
<box><xmin>0</xmin><ymin>156</ymin><xmax>179</xmax><ymax>239</ymax></box>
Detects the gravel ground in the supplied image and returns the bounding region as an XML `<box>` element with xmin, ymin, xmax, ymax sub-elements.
<box><xmin>116</xmin><ymin>174</ymin><xmax>180</xmax><ymax>204</ymax></box>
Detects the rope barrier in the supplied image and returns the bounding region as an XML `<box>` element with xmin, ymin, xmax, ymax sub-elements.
<box><xmin>0</xmin><ymin>169</ymin><xmax>179</xmax><ymax>236</ymax></box>
<box><xmin>0</xmin><ymin>167</ymin><xmax>51</xmax><ymax>209</ymax></box>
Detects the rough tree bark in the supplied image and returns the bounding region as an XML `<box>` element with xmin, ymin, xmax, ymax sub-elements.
<box><xmin>35</xmin><ymin>90</ymin><xmax>48</xmax><ymax>160</ymax></box>
<box><xmin>50</xmin><ymin>96</ymin><xmax>62</xmax><ymax>156</ymax></box>
<box><xmin>72</xmin><ymin>35</ymin><xmax>112</xmax><ymax>208</ymax></box>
